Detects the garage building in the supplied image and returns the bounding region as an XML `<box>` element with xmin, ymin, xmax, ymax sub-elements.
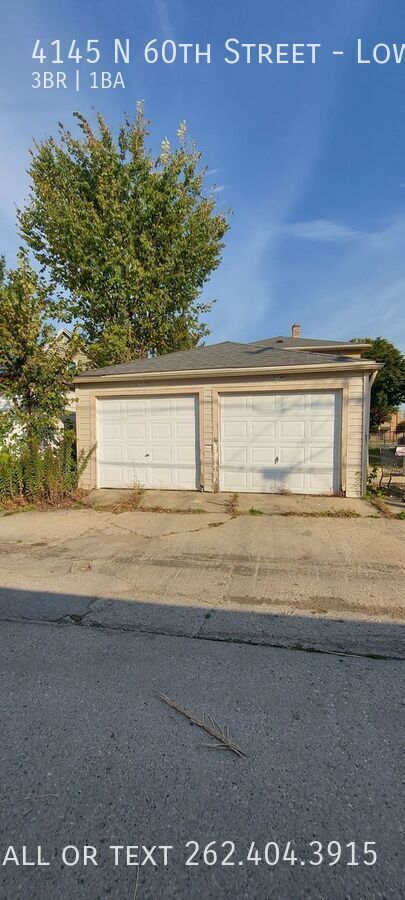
<box><xmin>74</xmin><ymin>327</ymin><xmax>381</xmax><ymax>498</ymax></box>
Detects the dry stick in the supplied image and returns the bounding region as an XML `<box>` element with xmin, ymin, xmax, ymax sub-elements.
<box><xmin>157</xmin><ymin>693</ymin><xmax>245</xmax><ymax>758</ymax></box>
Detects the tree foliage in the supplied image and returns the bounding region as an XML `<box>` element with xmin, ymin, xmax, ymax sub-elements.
<box><xmin>19</xmin><ymin>107</ymin><xmax>230</xmax><ymax>367</ymax></box>
<box><xmin>0</xmin><ymin>251</ymin><xmax>80</xmax><ymax>445</ymax></box>
<box><xmin>351</xmin><ymin>337</ymin><xmax>405</xmax><ymax>428</ymax></box>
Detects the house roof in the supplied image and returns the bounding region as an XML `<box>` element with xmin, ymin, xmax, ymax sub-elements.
<box><xmin>75</xmin><ymin>339</ymin><xmax>380</xmax><ymax>381</ymax></box>
<box><xmin>247</xmin><ymin>336</ymin><xmax>371</xmax><ymax>350</ymax></box>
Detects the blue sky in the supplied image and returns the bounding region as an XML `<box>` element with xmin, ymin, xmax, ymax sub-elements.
<box><xmin>1</xmin><ymin>0</ymin><xmax>405</xmax><ymax>347</ymax></box>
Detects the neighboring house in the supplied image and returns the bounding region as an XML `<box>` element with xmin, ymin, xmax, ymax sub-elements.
<box><xmin>52</xmin><ymin>328</ymin><xmax>88</xmax><ymax>364</ymax></box>
<box><xmin>74</xmin><ymin>324</ymin><xmax>381</xmax><ymax>498</ymax></box>
<box><xmin>51</xmin><ymin>329</ymin><xmax>88</xmax><ymax>425</ymax></box>
<box><xmin>376</xmin><ymin>409</ymin><xmax>405</xmax><ymax>439</ymax></box>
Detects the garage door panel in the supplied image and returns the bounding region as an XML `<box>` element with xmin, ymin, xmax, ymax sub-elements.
<box><xmin>149</xmin><ymin>400</ymin><xmax>171</xmax><ymax>417</ymax></box>
<box><xmin>126</xmin><ymin>423</ymin><xmax>146</xmax><ymax>439</ymax></box>
<box><xmin>101</xmin><ymin>463</ymin><xmax>123</xmax><ymax>484</ymax></box>
<box><xmin>175</xmin><ymin>422</ymin><xmax>195</xmax><ymax>440</ymax></box>
<box><xmin>279</xmin><ymin>420</ymin><xmax>306</xmax><ymax>439</ymax></box>
<box><xmin>174</xmin><ymin>396</ymin><xmax>196</xmax><ymax>413</ymax></box>
<box><xmin>308</xmin><ymin>393</ymin><xmax>336</xmax><ymax>414</ymax></box>
<box><xmin>306</xmin><ymin>444</ymin><xmax>335</xmax><ymax>465</ymax></box>
<box><xmin>251</xmin><ymin>421</ymin><xmax>276</xmax><ymax>439</ymax></box>
<box><xmin>308</xmin><ymin>419</ymin><xmax>334</xmax><ymax>439</ymax></box>
<box><xmin>124</xmin><ymin>442</ymin><xmax>147</xmax><ymax>458</ymax></box>
<box><xmin>102</xmin><ymin>446</ymin><xmax>123</xmax><ymax>463</ymax></box>
<box><xmin>222</xmin><ymin>395</ymin><xmax>248</xmax><ymax>415</ymax></box>
<box><xmin>279</xmin><ymin>394</ymin><xmax>306</xmax><ymax>415</ymax></box>
<box><xmin>220</xmin><ymin>391</ymin><xmax>340</xmax><ymax>495</ymax></box>
<box><xmin>278</xmin><ymin>447</ymin><xmax>306</xmax><ymax>465</ymax></box>
<box><xmin>223</xmin><ymin>446</ymin><xmax>248</xmax><ymax>465</ymax></box>
<box><xmin>149</xmin><ymin>446</ymin><xmax>171</xmax><ymax>462</ymax></box>
<box><xmin>251</xmin><ymin>470</ymin><xmax>275</xmax><ymax>491</ymax></box>
<box><xmin>101</xmin><ymin>423</ymin><xmax>123</xmax><ymax>441</ymax></box>
<box><xmin>306</xmin><ymin>472</ymin><xmax>335</xmax><ymax>493</ymax></box>
<box><xmin>251</xmin><ymin>395</ymin><xmax>277</xmax><ymax>415</ymax></box>
<box><xmin>126</xmin><ymin>399</ymin><xmax>146</xmax><ymax>416</ymax></box>
<box><xmin>177</xmin><ymin>445</ymin><xmax>196</xmax><ymax>463</ymax></box>
<box><xmin>276</xmin><ymin>471</ymin><xmax>306</xmax><ymax>492</ymax></box>
<box><xmin>151</xmin><ymin>422</ymin><xmax>171</xmax><ymax>440</ymax></box>
<box><xmin>251</xmin><ymin>446</ymin><xmax>276</xmax><ymax>464</ymax></box>
<box><xmin>223</xmin><ymin>421</ymin><xmax>247</xmax><ymax>438</ymax></box>
<box><xmin>223</xmin><ymin>470</ymin><xmax>249</xmax><ymax>490</ymax></box>
<box><xmin>97</xmin><ymin>395</ymin><xmax>199</xmax><ymax>489</ymax></box>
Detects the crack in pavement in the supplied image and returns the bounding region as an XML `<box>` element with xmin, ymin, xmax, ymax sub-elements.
<box><xmin>1</xmin><ymin>612</ymin><xmax>403</xmax><ymax>661</ymax></box>
<box><xmin>105</xmin><ymin>518</ymin><xmax>231</xmax><ymax>539</ymax></box>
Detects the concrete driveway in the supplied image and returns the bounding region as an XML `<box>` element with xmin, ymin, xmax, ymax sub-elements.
<box><xmin>0</xmin><ymin>502</ymin><xmax>404</xmax><ymax>657</ymax></box>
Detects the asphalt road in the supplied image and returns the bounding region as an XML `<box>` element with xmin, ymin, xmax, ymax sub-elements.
<box><xmin>0</xmin><ymin>619</ymin><xmax>404</xmax><ymax>899</ymax></box>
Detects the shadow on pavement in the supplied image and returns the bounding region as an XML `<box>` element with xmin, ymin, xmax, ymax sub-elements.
<box><xmin>0</xmin><ymin>586</ymin><xmax>404</xmax><ymax>659</ymax></box>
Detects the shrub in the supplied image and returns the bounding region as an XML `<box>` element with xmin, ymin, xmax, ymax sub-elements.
<box><xmin>0</xmin><ymin>432</ymin><xmax>92</xmax><ymax>506</ymax></box>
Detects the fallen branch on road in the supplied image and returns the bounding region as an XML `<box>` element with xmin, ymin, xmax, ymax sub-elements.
<box><xmin>157</xmin><ymin>692</ymin><xmax>245</xmax><ymax>758</ymax></box>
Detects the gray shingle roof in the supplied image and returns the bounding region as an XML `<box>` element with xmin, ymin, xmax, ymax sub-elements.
<box><xmin>248</xmin><ymin>336</ymin><xmax>369</xmax><ymax>349</ymax></box>
<box><xmin>76</xmin><ymin>340</ymin><xmax>364</xmax><ymax>379</ymax></box>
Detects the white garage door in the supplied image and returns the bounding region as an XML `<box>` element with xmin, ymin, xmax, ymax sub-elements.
<box><xmin>97</xmin><ymin>395</ymin><xmax>199</xmax><ymax>489</ymax></box>
<box><xmin>220</xmin><ymin>391</ymin><xmax>341</xmax><ymax>495</ymax></box>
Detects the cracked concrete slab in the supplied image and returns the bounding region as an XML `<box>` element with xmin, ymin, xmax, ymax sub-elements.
<box><xmin>108</xmin><ymin>510</ymin><xmax>229</xmax><ymax>537</ymax></box>
<box><xmin>0</xmin><ymin>508</ymin><xmax>112</xmax><ymax>543</ymax></box>
<box><xmin>0</xmin><ymin>510</ymin><xmax>404</xmax><ymax>633</ymax></box>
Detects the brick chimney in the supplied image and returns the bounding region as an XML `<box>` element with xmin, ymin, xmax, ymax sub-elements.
<box><xmin>291</xmin><ymin>323</ymin><xmax>301</xmax><ymax>339</ymax></box>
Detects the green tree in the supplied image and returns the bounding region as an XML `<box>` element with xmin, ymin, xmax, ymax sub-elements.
<box><xmin>19</xmin><ymin>107</ymin><xmax>229</xmax><ymax>367</ymax></box>
<box><xmin>0</xmin><ymin>251</ymin><xmax>80</xmax><ymax>445</ymax></box>
<box><xmin>351</xmin><ymin>337</ymin><xmax>405</xmax><ymax>428</ymax></box>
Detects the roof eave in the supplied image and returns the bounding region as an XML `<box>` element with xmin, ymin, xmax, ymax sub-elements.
<box><xmin>74</xmin><ymin>359</ymin><xmax>383</xmax><ymax>385</ymax></box>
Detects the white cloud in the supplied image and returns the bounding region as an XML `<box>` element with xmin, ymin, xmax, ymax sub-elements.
<box><xmin>279</xmin><ymin>219</ymin><xmax>366</xmax><ymax>243</ymax></box>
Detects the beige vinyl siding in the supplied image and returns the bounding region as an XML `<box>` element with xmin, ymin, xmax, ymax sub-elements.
<box><xmin>202</xmin><ymin>385</ymin><xmax>214</xmax><ymax>492</ymax></box>
<box><xmin>75</xmin><ymin>370</ymin><xmax>369</xmax><ymax>497</ymax></box>
<box><xmin>76</xmin><ymin>389</ymin><xmax>96</xmax><ymax>489</ymax></box>
<box><xmin>346</xmin><ymin>375</ymin><xmax>365</xmax><ymax>498</ymax></box>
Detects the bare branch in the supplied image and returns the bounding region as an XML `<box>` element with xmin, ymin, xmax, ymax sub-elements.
<box><xmin>157</xmin><ymin>692</ymin><xmax>245</xmax><ymax>758</ymax></box>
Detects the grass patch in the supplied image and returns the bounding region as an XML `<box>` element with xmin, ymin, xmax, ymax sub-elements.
<box><xmin>110</xmin><ymin>483</ymin><xmax>145</xmax><ymax>513</ymax></box>
<box><xmin>366</xmin><ymin>493</ymin><xmax>395</xmax><ymax>518</ymax></box>
<box><xmin>248</xmin><ymin>506</ymin><xmax>264</xmax><ymax>516</ymax></box>
<box><xmin>279</xmin><ymin>509</ymin><xmax>361</xmax><ymax>518</ymax></box>
<box><xmin>138</xmin><ymin>505</ymin><xmax>207</xmax><ymax>514</ymax></box>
